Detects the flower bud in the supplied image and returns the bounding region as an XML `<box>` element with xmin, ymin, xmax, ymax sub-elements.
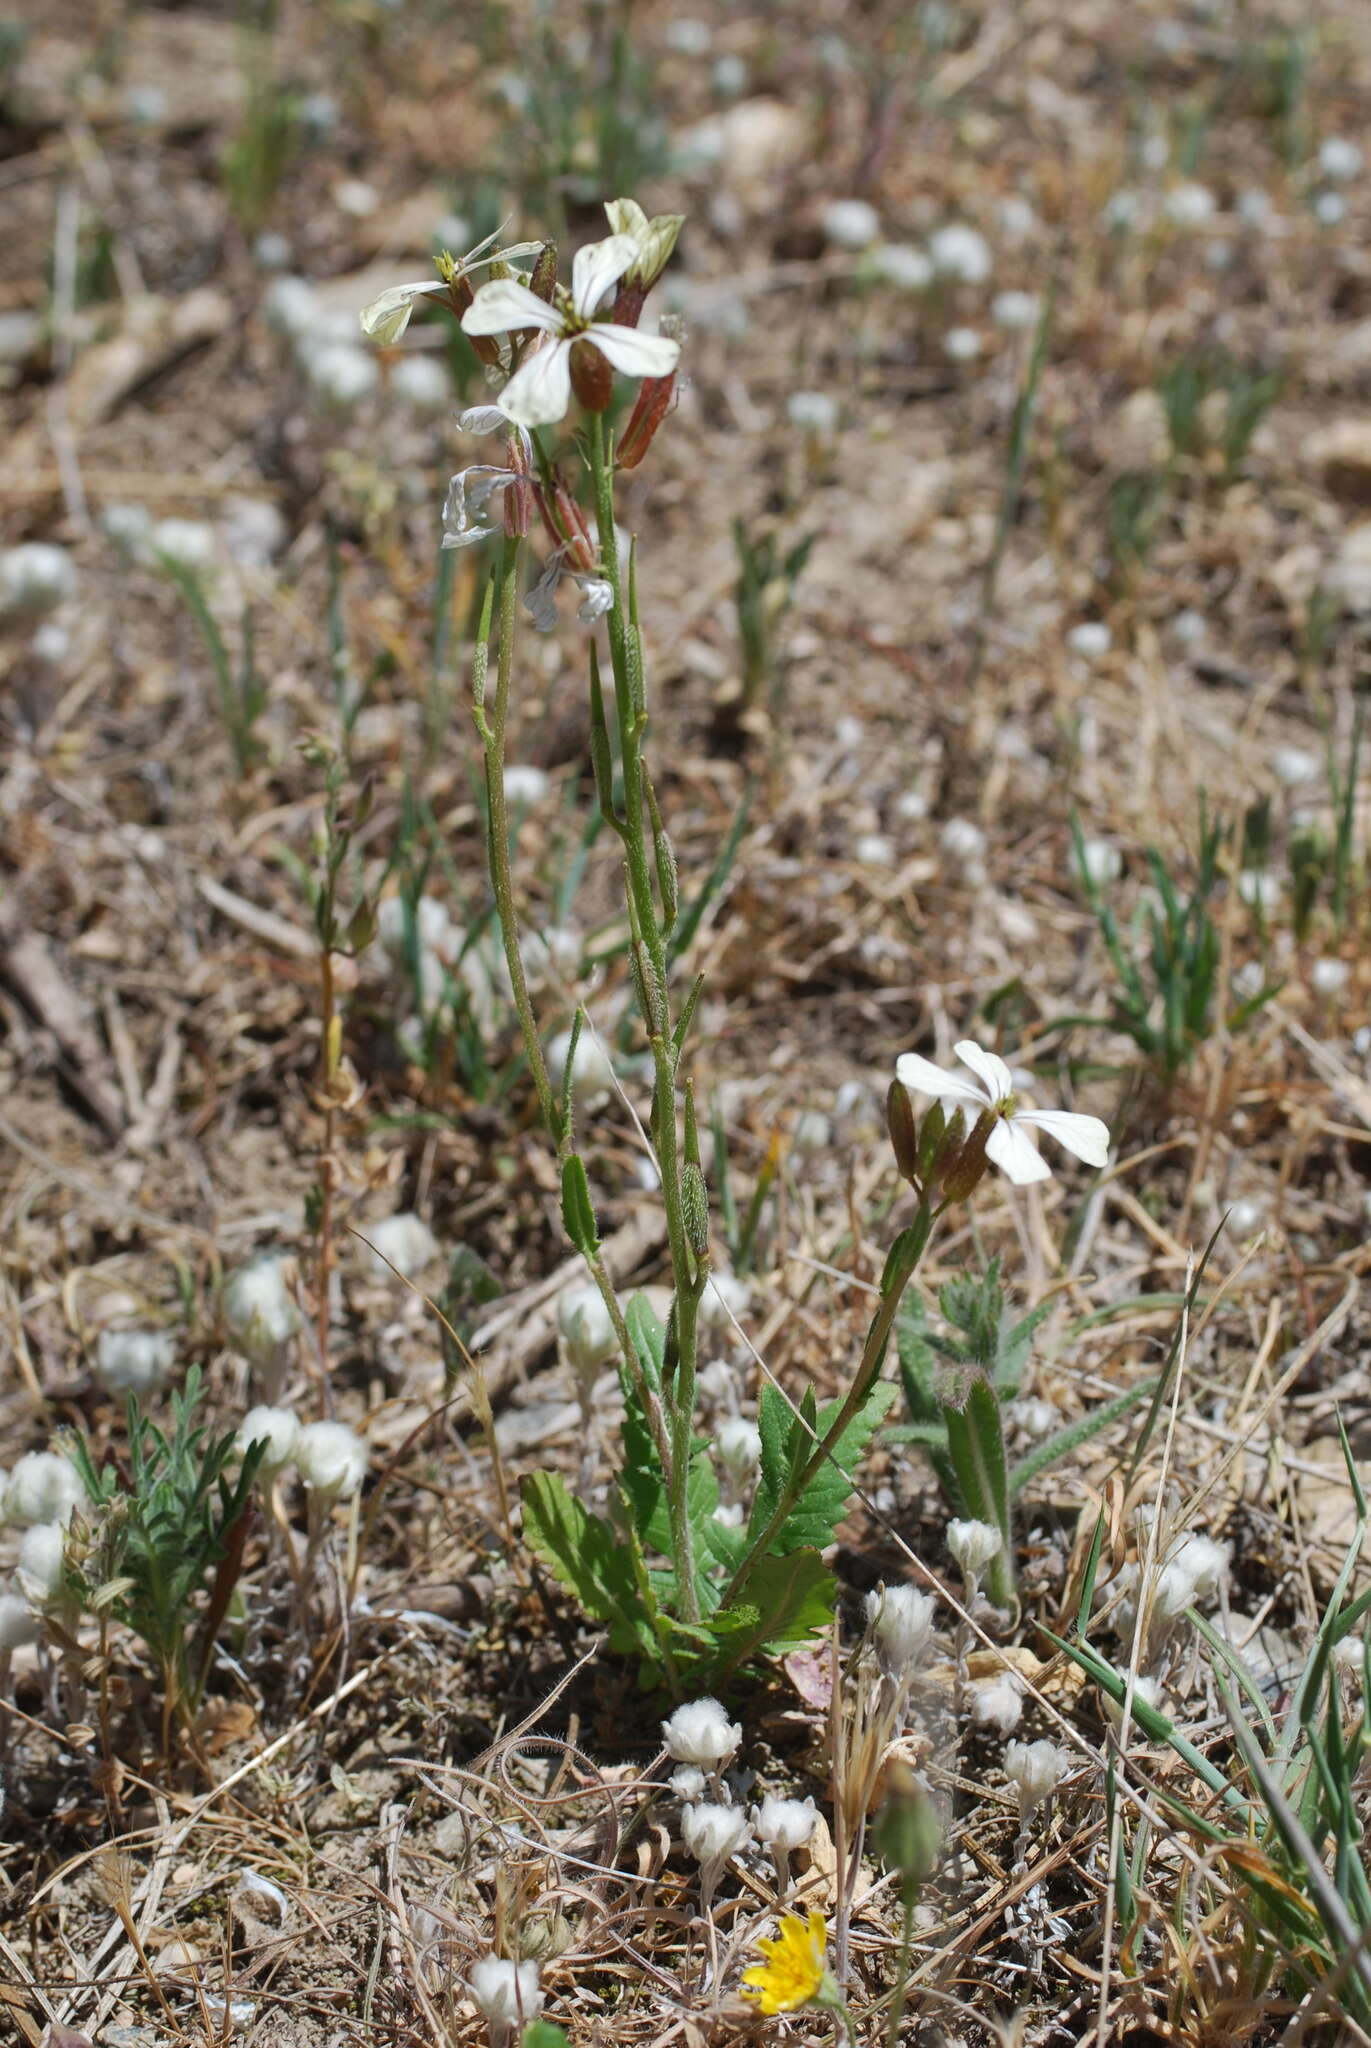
<box><xmin>681</xmin><ymin>1799</ymin><xmax>751</xmax><ymax>1869</ymax></box>
<box><xmin>753</xmin><ymin>1794</ymin><xmax>817</xmax><ymax>1853</ymax></box>
<box><xmin>886</xmin><ymin>1078</ymin><xmax>920</xmax><ymax>1183</ymax></box>
<box><xmin>1003</xmin><ymin>1737</ymin><xmax>1070</xmax><ymax>1820</ymax></box>
<box><xmin>528</xmin><ymin>243</ymin><xmax>559</xmax><ymax>303</ymax></box>
<box><xmin>6</xmin><ymin>1450</ymin><xmax>87</xmax><ymax>1529</ymax></box>
<box><xmin>237</xmin><ymin>1405</ymin><xmax>300</xmax><ymax>1479</ymax></box>
<box><xmin>936</xmin><ymin>1106</ymin><xmax>997</xmax><ymax>1204</ymax></box>
<box><xmin>947</xmin><ymin>1518</ymin><xmax>1003</xmax><ymax>1593</ymax></box>
<box><xmin>682</xmin><ymin>1162</ymin><xmax>710</xmax><ymax>1260</ymax></box>
<box><xmin>468</xmin><ymin>1955</ymin><xmax>542</xmax><ymax>2028</ymax></box>
<box><xmin>871</xmin><ymin>1760</ymin><xmax>941</xmax><ymax>1899</ymax></box>
<box><xmin>864</xmin><ymin>1584</ymin><xmax>935</xmax><ymax>1680</ymax></box>
<box><xmin>293</xmin><ymin>1421</ymin><xmax>368</xmax><ymax>1502</ymax></box>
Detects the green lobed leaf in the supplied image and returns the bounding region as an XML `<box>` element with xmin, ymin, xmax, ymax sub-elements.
<box><xmin>747</xmin><ymin>1379</ymin><xmax>896</xmax><ymax>1555</ymax></box>
<box><xmin>520</xmin><ymin>1471</ymin><xmax>654</xmax><ymax>1658</ymax></box>
<box><xmin>710</xmin><ymin>1548</ymin><xmax>835</xmax><ymax>1675</ymax></box>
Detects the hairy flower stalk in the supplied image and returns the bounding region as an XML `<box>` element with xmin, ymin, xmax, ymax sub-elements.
<box><xmin>584</xmin><ymin>406</ymin><xmax>704</xmax><ymax>1619</ymax></box>
<box><xmin>472</xmin><ymin>533</ymin><xmax>674</xmax><ymax>1521</ymax></box>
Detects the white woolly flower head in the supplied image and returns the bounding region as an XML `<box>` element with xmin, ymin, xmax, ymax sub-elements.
<box><xmin>6</xmin><ymin>1450</ymin><xmax>88</xmax><ymax>1529</ymax></box>
<box><xmin>662</xmin><ymin>1695</ymin><xmax>741</xmax><ymax>1769</ymax></box>
<box><xmin>236</xmin><ymin>1405</ymin><xmax>301</xmax><ymax>1478</ymax></box>
<box><xmin>970</xmin><ymin>1671</ymin><xmax>1024</xmax><ymax>1735</ymax></box>
<box><xmin>556</xmin><ymin>1282</ymin><xmax>619</xmax><ymax>1380</ymax></box>
<box><xmin>223</xmin><ymin>1254</ymin><xmax>304</xmax><ymax>1367</ymax></box>
<box><xmin>467</xmin><ymin>1955</ymin><xmax>542</xmax><ymax>2026</ymax></box>
<box><xmin>929</xmin><ymin>222</ymin><xmax>993</xmax><ymax>284</ymax></box>
<box><xmin>752</xmin><ymin>1793</ymin><xmax>817</xmax><ymax>1852</ymax></box>
<box><xmin>0</xmin><ymin>1592</ymin><xmax>40</xmax><ymax>1650</ymax></box>
<box><xmin>864</xmin><ymin>1583</ymin><xmax>936</xmax><ymax>1679</ymax></box>
<box><xmin>16</xmin><ymin>1522</ymin><xmax>67</xmax><ymax>1605</ymax></box>
<box><xmin>151</xmin><ymin>518</ymin><xmax>218</xmax><ymax>580</ymax></box>
<box><xmin>699</xmin><ymin>1269</ymin><xmax>751</xmax><ymax>1331</ymax></box>
<box><xmin>947</xmin><ymin>1518</ymin><xmax>1003</xmax><ymax>1589</ymax></box>
<box><xmin>293</xmin><ymin>1421</ymin><xmax>368</xmax><ymax>1501</ymax></box>
<box><xmin>714</xmin><ymin>1416</ymin><xmax>762</xmax><ymax>1494</ymax></box>
<box><xmin>363</xmin><ymin>1212</ymin><xmax>439</xmax><ymax>1282</ymax></box>
<box><xmin>670</xmin><ymin>1763</ymin><xmax>707</xmax><ymax>1803</ymax></box>
<box><xmin>680</xmin><ymin>1798</ymin><xmax>751</xmax><ymax>1867</ymax></box>
<box><xmin>821</xmin><ymin>197</ymin><xmax>882</xmax><ymax>249</ymax></box>
<box><xmin>94</xmin><ymin>1327</ymin><xmax>176</xmax><ymax>1397</ymax></box>
<box><xmin>0</xmin><ymin>542</ymin><xmax>77</xmax><ymax>617</ymax></box>
<box><xmin>1004</xmin><ymin>1737</ymin><xmax>1070</xmax><ymax>1815</ymax></box>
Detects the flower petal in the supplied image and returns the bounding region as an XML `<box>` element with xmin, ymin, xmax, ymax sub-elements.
<box><xmin>985</xmin><ymin>1118</ymin><xmax>1052</xmax><ymax>1184</ymax></box>
<box><xmin>953</xmin><ymin>1038</ymin><xmax>1015</xmax><ymax>1104</ymax></box>
<box><xmin>895</xmin><ymin>1052</ymin><xmax>987</xmax><ymax>1107</ymax></box>
<box><xmin>1014</xmin><ymin>1109</ymin><xmax>1110</xmax><ymax>1169</ymax></box>
<box><xmin>461</xmin><ymin>278</ymin><xmax>562</xmax><ymax>339</ymax></box>
<box><xmin>496</xmin><ymin>338</ymin><xmax>573</xmax><ymax>427</ymax></box>
<box><xmin>604</xmin><ymin>196</ymin><xmax>649</xmax><ymax>242</ymax></box>
<box><xmin>587</xmin><ymin>321</ymin><xmax>682</xmax><ymax>379</ymax></box>
<box><xmin>457</xmin><ymin>405</ymin><xmax>512</xmax><ymax>434</ymax></box>
<box><xmin>571</xmin><ymin>234</ymin><xmax>637</xmax><ymax>318</ymax></box>
<box><xmin>358</xmin><ymin>281</ymin><xmax>443</xmax><ymax>345</ymax></box>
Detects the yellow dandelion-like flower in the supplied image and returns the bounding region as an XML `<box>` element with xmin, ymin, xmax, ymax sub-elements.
<box><xmin>741</xmin><ymin>1909</ymin><xmax>829</xmax><ymax>2016</ymax></box>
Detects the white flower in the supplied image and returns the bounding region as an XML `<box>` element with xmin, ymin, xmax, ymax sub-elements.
<box><xmin>864</xmin><ymin>1584</ymin><xmax>935</xmax><ymax>1679</ymax></box>
<box><xmin>548</xmin><ymin>1027</ymin><xmax>617</xmax><ymax>1109</ymax></box>
<box><xmin>681</xmin><ymin>1799</ymin><xmax>751</xmax><ymax>1868</ymax></box>
<box><xmin>223</xmin><ymin>1255</ymin><xmax>304</xmax><ymax>1368</ymax></box>
<box><xmin>1101</xmin><ymin>1672</ymin><xmax>1161</xmax><ymax>1730</ymax></box>
<box><xmin>237</xmin><ymin>1405</ymin><xmax>300</xmax><ymax>1478</ymax></box>
<box><xmin>461</xmin><ymin>234</ymin><xmax>680</xmax><ymax>428</ymax></box>
<box><xmin>943</xmin><ymin>326</ymin><xmax>983</xmax><ymax>362</ymax></box>
<box><xmin>787</xmin><ymin>389</ymin><xmax>839</xmax><ymax>434</ymax></box>
<box><xmin>294</xmin><ymin>1421</ymin><xmax>368</xmax><ymax>1501</ymax></box>
<box><xmin>1312</xmin><ymin>957</ymin><xmax>1350</xmax><ymax>995</ymax></box>
<box><xmin>503</xmin><ymin>764</ymin><xmax>548</xmax><ymax>806</ymax></box>
<box><xmin>17</xmin><ymin>1523</ymin><xmax>67</xmax><ymax>1605</ymax></box>
<box><xmin>1004</xmin><ymin>1737</ymin><xmax>1070</xmax><ymax>1816</ymax></box>
<box><xmin>102</xmin><ymin>502</ymin><xmax>154</xmax><ymax>559</ymax></box>
<box><xmin>866</xmin><ymin>242</ymin><xmax>933</xmax><ymax>291</ymax></box>
<box><xmin>305</xmin><ymin>342</ymin><xmax>379</xmax><ymax>411</ymax></box>
<box><xmin>947</xmin><ymin>1518</ymin><xmax>1003</xmax><ymax>1591</ymax></box>
<box><xmin>1163</xmin><ymin>181</ymin><xmax>1216</xmax><ymax>228</ymax></box>
<box><xmin>151</xmin><ymin>518</ymin><xmax>218</xmax><ymax>579</ymax></box>
<box><xmin>389</xmin><ymin>355</ymin><xmax>450</xmax><ymax>411</ymax></box>
<box><xmin>1169</xmin><ymin>1531</ymin><xmax>1228</xmax><ymax>1603</ymax></box>
<box><xmin>0</xmin><ymin>1593</ymin><xmax>39</xmax><ymax>1650</ymax></box>
<box><xmin>1318</xmin><ymin>136</ymin><xmax>1364</xmax><ymax>183</ymax></box>
<box><xmin>6</xmin><ymin>1451</ymin><xmax>87</xmax><ymax>1529</ymax></box>
<box><xmin>1237</xmin><ymin>187</ymin><xmax>1274</xmax><ymax>227</ymax></box>
<box><xmin>364</xmin><ymin>1212</ymin><xmax>439</xmax><ymax>1281</ymax></box>
<box><xmin>94</xmin><ymin>1328</ymin><xmax>176</xmax><ymax>1397</ymax></box>
<box><xmin>1008</xmin><ymin>1396</ymin><xmax>1057</xmax><ymax>1438</ymax></box>
<box><xmin>264</xmin><ymin>275</ymin><xmax>318</xmax><ymax>340</ymax></box>
<box><xmin>1314</xmin><ymin>190</ymin><xmax>1347</xmax><ymax>228</ymax></box>
<box><xmin>1067</xmin><ymin>620</ymin><xmax>1112</xmax><ymax>660</ymax></box>
<box><xmin>663</xmin><ymin>1696</ymin><xmax>741</xmax><ymax>1769</ymax></box>
<box><xmin>714</xmin><ymin>1416</ymin><xmax>761</xmax><ymax>1502</ymax></box>
<box><xmin>671</xmin><ymin>1763</ymin><xmax>707</xmax><ymax>1802</ymax></box>
<box><xmin>468</xmin><ymin>1955</ymin><xmax>542</xmax><ymax>2027</ymax></box>
<box><xmin>1271</xmin><ymin>744</ymin><xmax>1320</xmax><ymax>787</ymax></box>
<box><xmin>929</xmin><ymin>223</ymin><xmax>993</xmax><ymax>284</ymax></box>
<box><xmin>895</xmin><ymin>1038</ymin><xmax>1110</xmax><ymax>1187</ymax></box>
<box><xmin>359</xmin><ymin>228</ymin><xmax>542</xmax><ymax>345</ymax></box>
<box><xmin>970</xmin><ymin>1671</ymin><xmax>1024</xmax><ymax>1734</ymax></box>
<box><xmin>0</xmin><ymin>543</ymin><xmax>77</xmax><ymax>616</ymax></box>
<box><xmin>991</xmin><ymin>290</ymin><xmax>1039</xmax><ymax>332</ymax></box>
<box><xmin>699</xmin><ymin>1269</ymin><xmax>751</xmax><ymax>1331</ymax></box>
<box><xmin>821</xmin><ymin>197</ymin><xmax>881</xmax><ymax>249</ymax></box>
<box><xmin>1077</xmin><ymin>837</ymin><xmax>1122</xmax><ymax>888</ymax></box>
<box><xmin>441</xmin><ymin>464</ymin><xmax>519</xmax><ymax>551</ymax></box>
<box><xmin>940</xmin><ymin>816</ymin><xmax>987</xmax><ymax>865</ymax></box>
<box><xmin>998</xmin><ymin>195</ymin><xmax>1037</xmax><ymax>243</ymax></box>
<box><xmin>556</xmin><ymin>1282</ymin><xmax>619</xmax><ymax>1380</ymax></box>
<box><xmin>603</xmin><ymin>197</ymin><xmax>685</xmax><ymax>288</ymax></box>
<box><xmin>753</xmin><ymin>1794</ymin><xmax>817</xmax><ymax>1852</ymax></box>
<box><xmin>1238</xmin><ymin>869</ymin><xmax>1282</xmax><ymax>913</ymax></box>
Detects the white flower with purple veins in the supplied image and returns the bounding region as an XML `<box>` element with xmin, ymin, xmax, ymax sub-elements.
<box><xmin>523</xmin><ymin>547</ymin><xmax>613</xmax><ymax>632</ymax></box>
<box><xmin>461</xmin><ymin>235</ymin><xmax>681</xmax><ymax>428</ymax></box>
<box><xmin>442</xmin><ymin>407</ymin><xmax>532</xmax><ymax>551</ymax></box>
<box><xmin>896</xmin><ymin>1039</ymin><xmax>1110</xmax><ymax>1186</ymax></box>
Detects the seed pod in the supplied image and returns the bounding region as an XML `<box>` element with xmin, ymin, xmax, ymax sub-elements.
<box><xmin>569</xmin><ymin>336</ymin><xmax>613</xmax><ymax>412</ymax></box>
<box><xmin>683</xmin><ymin>1161</ymin><xmax>710</xmax><ymax>1259</ymax></box>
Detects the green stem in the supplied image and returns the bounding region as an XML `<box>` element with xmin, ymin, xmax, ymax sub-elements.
<box><xmin>587</xmin><ymin>410</ymin><xmax>701</xmax><ymax>1622</ymax></box>
<box><xmin>475</xmin><ymin>531</ymin><xmax>673</xmax><ymax>1489</ymax></box>
<box><xmin>722</xmin><ymin>1202</ymin><xmax>937</xmax><ymax>1609</ymax></box>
